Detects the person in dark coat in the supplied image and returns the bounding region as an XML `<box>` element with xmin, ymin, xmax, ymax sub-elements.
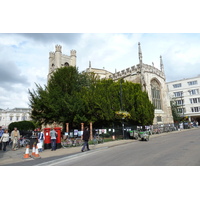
<box><xmin>81</xmin><ymin>127</ymin><xmax>90</xmax><ymax>152</ymax></box>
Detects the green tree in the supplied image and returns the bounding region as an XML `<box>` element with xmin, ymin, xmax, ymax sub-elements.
<box><xmin>29</xmin><ymin>67</ymin><xmax>155</xmax><ymax>129</ymax></box>
<box><xmin>170</xmin><ymin>100</ymin><xmax>181</xmax><ymax>123</ymax></box>
<box><xmin>29</xmin><ymin>66</ymin><xmax>91</xmax><ymax>128</ymax></box>
<box><xmin>82</xmin><ymin>79</ymin><xmax>154</xmax><ymax>127</ymax></box>
<box><xmin>83</xmin><ymin>79</ymin><xmax>118</xmax><ymax>127</ymax></box>
<box><xmin>8</xmin><ymin>121</ymin><xmax>35</xmax><ymax>132</ymax></box>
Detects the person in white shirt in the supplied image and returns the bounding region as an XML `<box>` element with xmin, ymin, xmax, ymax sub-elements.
<box><xmin>38</xmin><ymin>129</ymin><xmax>45</xmax><ymax>152</ymax></box>
<box><xmin>11</xmin><ymin>127</ymin><xmax>20</xmax><ymax>151</ymax></box>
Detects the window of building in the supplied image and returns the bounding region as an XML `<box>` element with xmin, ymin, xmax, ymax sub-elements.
<box><xmin>16</xmin><ymin>116</ymin><xmax>19</xmax><ymax>121</ymax></box>
<box><xmin>174</xmin><ymin>91</ymin><xmax>183</xmax><ymax>97</ymax></box>
<box><xmin>188</xmin><ymin>80</ymin><xmax>198</xmax><ymax>86</ymax></box>
<box><xmin>191</xmin><ymin>107</ymin><xmax>200</xmax><ymax>112</ymax></box>
<box><xmin>190</xmin><ymin>98</ymin><xmax>200</xmax><ymax>104</ymax></box>
<box><xmin>188</xmin><ymin>89</ymin><xmax>199</xmax><ymax>95</ymax></box>
<box><xmin>64</xmin><ymin>62</ymin><xmax>69</xmax><ymax>67</ymax></box>
<box><xmin>177</xmin><ymin>108</ymin><xmax>185</xmax><ymax>113</ymax></box>
<box><xmin>157</xmin><ymin>116</ymin><xmax>162</xmax><ymax>122</ymax></box>
<box><xmin>10</xmin><ymin>116</ymin><xmax>13</xmax><ymax>121</ymax></box>
<box><xmin>176</xmin><ymin>99</ymin><xmax>184</xmax><ymax>105</ymax></box>
<box><xmin>151</xmin><ymin>79</ymin><xmax>162</xmax><ymax>110</ymax></box>
<box><xmin>22</xmin><ymin>116</ymin><xmax>26</xmax><ymax>121</ymax></box>
<box><xmin>173</xmin><ymin>83</ymin><xmax>182</xmax><ymax>88</ymax></box>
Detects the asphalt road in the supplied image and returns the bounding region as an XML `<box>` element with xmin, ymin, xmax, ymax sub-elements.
<box><xmin>35</xmin><ymin>128</ymin><xmax>200</xmax><ymax>166</ymax></box>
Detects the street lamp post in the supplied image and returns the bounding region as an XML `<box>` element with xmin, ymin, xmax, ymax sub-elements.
<box><xmin>120</xmin><ymin>78</ymin><xmax>125</xmax><ymax>139</ymax></box>
<box><xmin>181</xmin><ymin>94</ymin><xmax>184</xmax><ymax>118</ymax></box>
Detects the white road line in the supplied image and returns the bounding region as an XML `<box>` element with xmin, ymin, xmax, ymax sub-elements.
<box><xmin>35</xmin><ymin>147</ymin><xmax>108</xmax><ymax>166</ymax></box>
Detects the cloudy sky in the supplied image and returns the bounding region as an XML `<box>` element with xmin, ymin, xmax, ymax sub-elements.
<box><xmin>1</xmin><ymin>33</ymin><xmax>200</xmax><ymax>109</ymax></box>
<box><xmin>1</xmin><ymin>1</ymin><xmax>200</xmax><ymax>109</ymax></box>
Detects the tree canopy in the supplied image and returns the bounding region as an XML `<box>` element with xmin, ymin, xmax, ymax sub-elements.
<box><xmin>8</xmin><ymin>121</ymin><xmax>36</xmax><ymax>132</ymax></box>
<box><xmin>28</xmin><ymin>66</ymin><xmax>154</xmax><ymax>129</ymax></box>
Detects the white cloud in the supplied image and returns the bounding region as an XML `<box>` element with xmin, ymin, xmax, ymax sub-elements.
<box><xmin>1</xmin><ymin>33</ymin><xmax>200</xmax><ymax>109</ymax></box>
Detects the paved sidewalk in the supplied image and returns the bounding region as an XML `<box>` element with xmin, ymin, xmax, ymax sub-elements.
<box><xmin>0</xmin><ymin>139</ymin><xmax>135</xmax><ymax>165</ymax></box>
<box><xmin>0</xmin><ymin>127</ymin><xmax>198</xmax><ymax>166</ymax></box>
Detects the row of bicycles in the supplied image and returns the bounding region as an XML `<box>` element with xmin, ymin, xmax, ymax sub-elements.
<box><xmin>61</xmin><ymin>135</ymin><xmax>103</xmax><ymax>148</ymax></box>
<box><xmin>7</xmin><ymin>135</ymin><xmax>30</xmax><ymax>149</ymax></box>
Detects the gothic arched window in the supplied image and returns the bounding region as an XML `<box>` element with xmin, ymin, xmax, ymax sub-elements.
<box><xmin>151</xmin><ymin>79</ymin><xmax>162</xmax><ymax>110</ymax></box>
<box><xmin>64</xmin><ymin>62</ymin><xmax>69</xmax><ymax>67</ymax></box>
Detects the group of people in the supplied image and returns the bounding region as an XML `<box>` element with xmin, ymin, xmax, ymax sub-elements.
<box><xmin>0</xmin><ymin>126</ymin><xmax>46</xmax><ymax>152</ymax></box>
<box><xmin>0</xmin><ymin>126</ymin><xmax>91</xmax><ymax>153</ymax></box>
<box><xmin>0</xmin><ymin>126</ymin><xmax>20</xmax><ymax>152</ymax></box>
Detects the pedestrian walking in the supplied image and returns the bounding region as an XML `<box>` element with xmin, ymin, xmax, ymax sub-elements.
<box><xmin>0</xmin><ymin>129</ymin><xmax>9</xmax><ymax>152</ymax></box>
<box><xmin>0</xmin><ymin>126</ymin><xmax>4</xmax><ymax>150</ymax></box>
<box><xmin>38</xmin><ymin>129</ymin><xmax>45</xmax><ymax>152</ymax></box>
<box><xmin>81</xmin><ymin>127</ymin><xmax>90</xmax><ymax>152</ymax></box>
<box><xmin>50</xmin><ymin>128</ymin><xmax>57</xmax><ymax>151</ymax></box>
<box><xmin>11</xmin><ymin>127</ymin><xmax>20</xmax><ymax>151</ymax></box>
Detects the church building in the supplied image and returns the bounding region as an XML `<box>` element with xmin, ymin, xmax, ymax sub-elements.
<box><xmin>48</xmin><ymin>43</ymin><xmax>174</xmax><ymax>125</ymax></box>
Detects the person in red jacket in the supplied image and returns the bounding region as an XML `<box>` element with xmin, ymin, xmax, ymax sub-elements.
<box><xmin>81</xmin><ymin>127</ymin><xmax>90</xmax><ymax>152</ymax></box>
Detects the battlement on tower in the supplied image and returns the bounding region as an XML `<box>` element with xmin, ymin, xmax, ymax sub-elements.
<box><xmin>70</xmin><ymin>50</ymin><xmax>76</xmax><ymax>56</ymax></box>
<box><xmin>49</xmin><ymin>52</ymin><xmax>55</xmax><ymax>58</ymax></box>
<box><xmin>55</xmin><ymin>45</ymin><xmax>62</xmax><ymax>52</ymax></box>
<box><xmin>142</xmin><ymin>64</ymin><xmax>165</xmax><ymax>79</ymax></box>
<box><xmin>109</xmin><ymin>63</ymin><xmax>165</xmax><ymax>81</ymax></box>
<box><xmin>109</xmin><ymin>65</ymin><xmax>139</xmax><ymax>80</ymax></box>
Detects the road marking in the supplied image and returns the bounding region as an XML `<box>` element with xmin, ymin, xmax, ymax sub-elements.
<box><xmin>35</xmin><ymin>147</ymin><xmax>108</xmax><ymax>166</ymax></box>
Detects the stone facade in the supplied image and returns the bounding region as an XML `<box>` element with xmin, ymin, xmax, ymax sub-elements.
<box><xmin>85</xmin><ymin>43</ymin><xmax>174</xmax><ymax>125</ymax></box>
<box><xmin>84</xmin><ymin>61</ymin><xmax>113</xmax><ymax>79</ymax></box>
<box><xmin>49</xmin><ymin>43</ymin><xmax>174</xmax><ymax>125</ymax></box>
<box><xmin>48</xmin><ymin>45</ymin><xmax>76</xmax><ymax>80</ymax></box>
<box><xmin>0</xmin><ymin>108</ymin><xmax>31</xmax><ymax>129</ymax></box>
<box><xmin>167</xmin><ymin>75</ymin><xmax>200</xmax><ymax>123</ymax></box>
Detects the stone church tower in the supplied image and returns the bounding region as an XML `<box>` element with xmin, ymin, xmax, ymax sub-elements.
<box><xmin>48</xmin><ymin>45</ymin><xmax>76</xmax><ymax>80</ymax></box>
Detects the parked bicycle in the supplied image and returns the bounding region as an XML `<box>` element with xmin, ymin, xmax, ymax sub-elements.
<box><xmin>152</xmin><ymin>128</ymin><xmax>161</xmax><ymax>134</ymax></box>
<box><xmin>19</xmin><ymin>136</ymin><xmax>30</xmax><ymax>147</ymax></box>
<box><xmin>8</xmin><ymin>140</ymin><xmax>20</xmax><ymax>149</ymax></box>
<box><xmin>74</xmin><ymin>138</ymin><xmax>83</xmax><ymax>146</ymax></box>
<box><xmin>92</xmin><ymin>135</ymin><xmax>103</xmax><ymax>145</ymax></box>
<box><xmin>8</xmin><ymin>135</ymin><xmax>30</xmax><ymax>149</ymax></box>
<box><xmin>61</xmin><ymin>138</ymin><xmax>73</xmax><ymax>148</ymax></box>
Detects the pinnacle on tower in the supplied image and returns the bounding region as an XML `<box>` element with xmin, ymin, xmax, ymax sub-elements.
<box><xmin>49</xmin><ymin>52</ymin><xmax>55</xmax><ymax>58</ymax></box>
<box><xmin>89</xmin><ymin>61</ymin><xmax>91</xmax><ymax>68</ymax></box>
<box><xmin>138</xmin><ymin>42</ymin><xmax>143</xmax><ymax>64</ymax></box>
<box><xmin>160</xmin><ymin>55</ymin><xmax>164</xmax><ymax>72</ymax></box>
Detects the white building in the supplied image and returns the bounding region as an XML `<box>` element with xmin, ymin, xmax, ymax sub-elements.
<box><xmin>0</xmin><ymin>108</ymin><xmax>31</xmax><ymax>129</ymax></box>
<box><xmin>167</xmin><ymin>75</ymin><xmax>200</xmax><ymax>123</ymax></box>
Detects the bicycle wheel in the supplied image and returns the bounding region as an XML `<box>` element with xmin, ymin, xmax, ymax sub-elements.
<box><xmin>98</xmin><ymin>137</ymin><xmax>103</xmax><ymax>143</ymax></box>
<box><xmin>79</xmin><ymin>139</ymin><xmax>84</xmax><ymax>146</ymax></box>
<box><xmin>93</xmin><ymin>138</ymin><xmax>97</xmax><ymax>145</ymax></box>
<box><xmin>9</xmin><ymin>141</ymin><xmax>13</xmax><ymax>149</ymax></box>
<box><xmin>75</xmin><ymin>139</ymin><xmax>80</xmax><ymax>146</ymax></box>
<box><xmin>61</xmin><ymin>141</ymin><xmax>67</xmax><ymax>148</ymax></box>
<box><xmin>66</xmin><ymin>139</ymin><xmax>73</xmax><ymax>147</ymax></box>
